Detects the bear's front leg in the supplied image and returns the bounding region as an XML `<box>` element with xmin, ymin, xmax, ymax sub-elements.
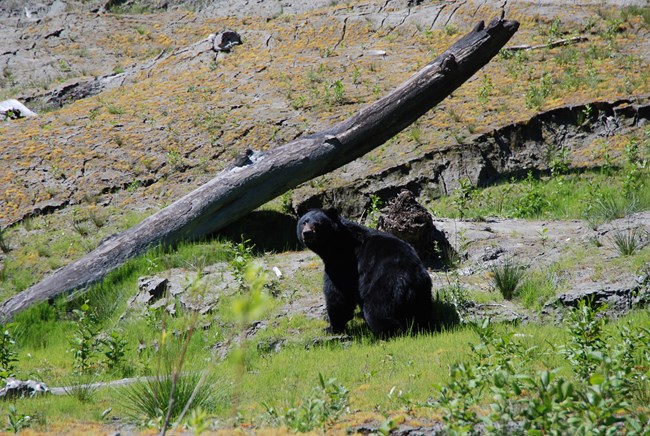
<box><xmin>324</xmin><ymin>273</ymin><xmax>356</xmax><ymax>333</ymax></box>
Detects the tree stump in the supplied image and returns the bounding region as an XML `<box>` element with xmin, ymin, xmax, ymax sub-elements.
<box><xmin>378</xmin><ymin>190</ymin><xmax>453</xmax><ymax>266</ymax></box>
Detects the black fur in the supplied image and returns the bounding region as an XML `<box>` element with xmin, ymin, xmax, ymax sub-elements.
<box><xmin>297</xmin><ymin>208</ymin><xmax>435</xmax><ymax>337</ymax></box>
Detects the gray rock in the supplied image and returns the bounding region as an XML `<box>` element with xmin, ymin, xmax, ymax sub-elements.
<box><xmin>0</xmin><ymin>377</ymin><xmax>49</xmax><ymax>398</ymax></box>
<box><xmin>0</xmin><ymin>99</ymin><xmax>37</xmax><ymax>119</ymax></box>
<box><xmin>542</xmin><ymin>279</ymin><xmax>650</xmax><ymax>321</ymax></box>
<box><xmin>131</xmin><ymin>276</ymin><xmax>169</xmax><ymax>306</ymax></box>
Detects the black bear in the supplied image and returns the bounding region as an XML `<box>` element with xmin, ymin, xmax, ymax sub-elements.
<box><xmin>297</xmin><ymin>208</ymin><xmax>435</xmax><ymax>337</ymax></box>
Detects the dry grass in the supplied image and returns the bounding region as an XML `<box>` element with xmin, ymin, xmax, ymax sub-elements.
<box><xmin>1</xmin><ymin>2</ymin><xmax>648</xmax><ymax>230</ymax></box>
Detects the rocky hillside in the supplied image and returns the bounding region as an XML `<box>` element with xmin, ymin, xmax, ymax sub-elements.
<box><xmin>1</xmin><ymin>0</ymin><xmax>649</xmax><ymax>312</ymax></box>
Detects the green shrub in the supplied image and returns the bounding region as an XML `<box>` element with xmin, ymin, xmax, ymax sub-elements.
<box><xmin>5</xmin><ymin>405</ymin><xmax>31</xmax><ymax>433</ymax></box>
<box><xmin>514</xmin><ymin>173</ymin><xmax>549</xmax><ymax>218</ymax></box>
<box><xmin>68</xmin><ymin>301</ymin><xmax>101</xmax><ymax>375</ymax></box>
<box><xmin>525</xmin><ymin>72</ymin><xmax>553</xmax><ymax>110</ymax></box>
<box><xmin>263</xmin><ymin>374</ymin><xmax>349</xmax><ymax>433</ymax></box>
<box><xmin>101</xmin><ymin>330</ymin><xmax>130</xmax><ymax>376</ymax></box>
<box><xmin>431</xmin><ymin>305</ymin><xmax>650</xmax><ymax>434</ymax></box>
<box><xmin>0</xmin><ymin>323</ymin><xmax>18</xmax><ymax>378</ymax></box>
<box><xmin>0</xmin><ymin>227</ymin><xmax>10</xmax><ymax>253</ymax></box>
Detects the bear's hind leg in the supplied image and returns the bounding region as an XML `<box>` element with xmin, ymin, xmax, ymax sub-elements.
<box><xmin>362</xmin><ymin>305</ymin><xmax>404</xmax><ymax>338</ymax></box>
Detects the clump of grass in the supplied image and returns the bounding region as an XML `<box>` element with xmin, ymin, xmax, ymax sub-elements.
<box><xmin>106</xmin><ymin>104</ymin><xmax>124</xmax><ymax>115</ymax></box>
<box><xmin>443</xmin><ymin>23</ymin><xmax>459</xmax><ymax>35</ymax></box>
<box><xmin>121</xmin><ymin>369</ymin><xmax>221</xmax><ymax>425</ymax></box>
<box><xmin>621</xmin><ymin>5</ymin><xmax>650</xmax><ymax>27</ymax></box>
<box><xmin>491</xmin><ymin>260</ymin><xmax>525</xmax><ymax>300</ymax></box>
<box><xmin>63</xmin><ymin>374</ymin><xmax>100</xmax><ymax>404</ymax></box>
<box><xmin>584</xmin><ymin>193</ymin><xmax>639</xmax><ymax>229</ymax></box>
<box><xmin>71</xmin><ymin>211</ymin><xmax>91</xmax><ymax>237</ymax></box>
<box><xmin>610</xmin><ymin>227</ymin><xmax>645</xmax><ymax>256</ymax></box>
<box><xmin>87</xmin><ymin>207</ymin><xmax>108</xmax><ymax>228</ymax></box>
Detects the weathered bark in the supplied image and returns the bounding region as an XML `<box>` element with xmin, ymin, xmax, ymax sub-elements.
<box><xmin>0</xmin><ymin>18</ymin><xmax>519</xmax><ymax>321</ymax></box>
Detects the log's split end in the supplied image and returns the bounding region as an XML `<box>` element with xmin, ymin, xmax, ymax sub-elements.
<box><xmin>487</xmin><ymin>18</ymin><xmax>521</xmax><ymax>35</ymax></box>
<box><xmin>470</xmin><ymin>18</ymin><xmax>520</xmax><ymax>37</ymax></box>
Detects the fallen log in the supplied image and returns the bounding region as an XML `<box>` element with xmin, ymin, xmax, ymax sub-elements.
<box><xmin>0</xmin><ymin>18</ymin><xmax>519</xmax><ymax>321</ymax></box>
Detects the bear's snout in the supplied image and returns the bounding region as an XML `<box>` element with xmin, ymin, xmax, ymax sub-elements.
<box><xmin>301</xmin><ymin>222</ymin><xmax>316</xmax><ymax>243</ymax></box>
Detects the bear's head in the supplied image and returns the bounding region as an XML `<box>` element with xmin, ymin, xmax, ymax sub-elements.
<box><xmin>296</xmin><ymin>208</ymin><xmax>342</xmax><ymax>253</ymax></box>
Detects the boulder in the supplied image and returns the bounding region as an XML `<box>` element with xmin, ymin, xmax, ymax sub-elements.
<box><xmin>0</xmin><ymin>99</ymin><xmax>37</xmax><ymax>119</ymax></box>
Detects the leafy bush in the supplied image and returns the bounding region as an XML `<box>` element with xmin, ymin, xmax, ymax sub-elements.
<box><xmin>101</xmin><ymin>330</ymin><xmax>130</xmax><ymax>376</ymax></box>
<box><xmin>5</xmin><ymin>405</ymin><xmax>31</xmax><ymax>433</ymax></box>
<box><xmin>514</xmin><ymin>173</ymin><xmax>550</xmax><ymax>218</ymax></box>
<box><xmin>431</xmin><ymin>304</ymin><xmax>650</xmax><ymax>434</ymax></box>
<box><xmin>0</xmin><ymin>227</ymin><xmax>10</xmax><ymax>253</ymax></box>
<box><xmin>228</xmin><ymin>239</ymin><xmax>255</xmax><ymax>290</ymax></box>
<box><xmin>263</xmin><ymin>374</ymin><xmax>349</xmax><ymax>433</ymax></box>
<box><xmin>68</xmin><ymin>301</ymin><xmax>101</xmax><ymax>375</ymax></box>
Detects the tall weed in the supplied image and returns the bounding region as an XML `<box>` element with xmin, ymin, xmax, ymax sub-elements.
<box><xmin>0</xmin><ymin>323</ymin><xmax>18</xmax><ymax>377</ymax></box>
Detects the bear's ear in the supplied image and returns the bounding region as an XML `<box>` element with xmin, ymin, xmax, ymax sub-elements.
<box><xmin>324</xmin><ymin>207</ymin><xmax>340</xmax><ymax>222</ymax></box>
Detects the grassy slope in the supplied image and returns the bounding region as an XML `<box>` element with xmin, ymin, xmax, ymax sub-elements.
<box><xmin>1</xmin><ymin>1</ymin><xmax>649</xmax><ymax>433</ymax></box>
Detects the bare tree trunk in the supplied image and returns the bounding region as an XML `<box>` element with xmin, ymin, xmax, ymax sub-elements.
<box><xmin>0</xmin><ymin>18</ymin><xmax>519</xmax><ymax>321</ymax></box>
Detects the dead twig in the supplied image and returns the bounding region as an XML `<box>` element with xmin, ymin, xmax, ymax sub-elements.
<box><xmin>504</xmin><ymin>36</ymin><xmax>588</xmax><ymax>52</ymax></box>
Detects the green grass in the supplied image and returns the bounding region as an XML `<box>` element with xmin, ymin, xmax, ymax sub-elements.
<box><xmin>609</xmin><ymin>227</ymin><xmax>646</xmax><ymax>256</ymax></box>
<box><xmin>621</xmin><ymin>5</ymin><xmax>650</xmax><ymax>27</ymax></box>
<box><xmin>518</xmin><ymin>270</ymin><xmax>562</xmax><ymax>310</ymax></box>
<box><xmin>428</xmin><ymin>170</ymin><xmax>650</xmax><ymax>222</ymax></box>
<box><xmin>9</xmin><ymin>307</ymin><xmax>646</xmax><ymax>428</ymax></box>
